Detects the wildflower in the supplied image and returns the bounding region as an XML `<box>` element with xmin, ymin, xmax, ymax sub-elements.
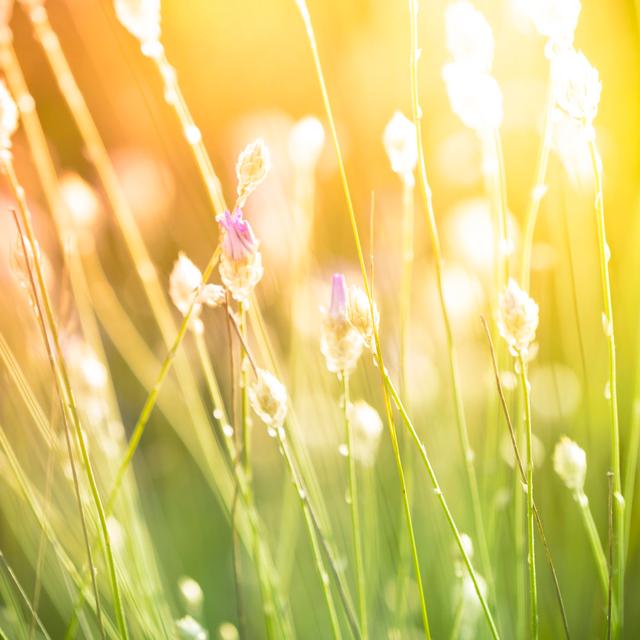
<box><xmin>443</xmin><ymin>63</ymin><xmax>503</xmax><ymax>134</ymax></box>
<box><xmin>176</xmin><ymin>615</ymin><xmax>208</xmax><ymax>640</ymax></box>
<box><xmin>320</xmin><ymin>274</ymin><xmax>363</xmax><ymax>374</ymax></box>
<box><xmin>498</xmin><ymin>278</ymin><xmax>539</xmax><ymax>356</ymax></box>
<box><xmin>178</xmin><ymin>576</ymin><xmax>204</xmax><ymax>617</ymax></box>
<box><xmin>289</xmin><ymin>116</ymin><xmax>325</xmax><ymax>172</ymax></box>
<box><xmin>553</xmin><ymin>436</ymin><xmax>586</xmax><ymax>492</ymax></box>
<box><xmin>525</xmin><ymin>0</ymin><xmax>581</xmax><ymax>48</ymax></box>
<box><xmin>0</xmin><ymin>80</ymin><xmax>18</xmax><ymax>152</ymax></box>
<box><xmin>249</xmin><ymin>368</ymin><xmax>288</xmax><ymax>430</ymax></box>
<box><xmin>551</xmin><ymin>48</ymin><xmax>601</xmax><ymax>136</ymax></box>
<box><xmin>216</xmin><ymin>209</ymin><xmax>264</xmax><ymax>303</ymax></box>
<box><xmin>347</xmin><ymin>400</ymin><xmax>384</xmax><ymax>466</ymax></box>
<box><xmin>445</xmin><ymin>1</ymin><xmax>495</xmax><ymax>72</ymax></box>
<box><xmin>347</xmin><ymin>284</ymin><xmax>379</xmax><ymax>350</ymax></box>
<box><xmin>169</xmin><ymin>252</ymin><xmax>225</xmax><ymax>333</ymax></box>
<box><xmin>236</xmin><ymin>138</ymin><xmax>271</xmax><ymax>206</ymax></box>
<box><xmin>383</xmin><ymin>111</ymin><xmax>418</xmax><ymax>182</ymax></box>
<box><xmin>114</xmin><ymin>0</ymin><xmax>161</xmax><ymax>46</ymax></box>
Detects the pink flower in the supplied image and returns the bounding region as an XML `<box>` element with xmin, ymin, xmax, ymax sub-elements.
<box><xmin>329</xmin><ymin>273</ymin><xmax>349</xmax><ymax>321</ymax></box>
<box><xmin>216</xmin><ymin>209</ymin><xmax>259</xmax><ymax>261</ymax></box>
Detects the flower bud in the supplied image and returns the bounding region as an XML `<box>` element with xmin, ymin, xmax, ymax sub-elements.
<box><xmin>383</xmin><ymin>111</ymin><xmax>417</xmax><ymax>180</ymax></box>
<box><xmin>348</xmin><ymin>284</ymin><xmax>379</xmax><ymax>350</ymax></box>
<box><xmin>217</xmin><ymin>209</ymin><xmax>263</xmax><ymax>303</ymax></box>
<box><xmin>320</xmin><ymin>274</ymin><xmax>363</xmax><ymax>374</ymax></box>
<box><xmin>169</xmin><ymin>252</ymin><xmax>224</xmax><ymax>333</ymax></box>
<box><xmin>498</xmin><ymin>278</ymin><xmax>539</xmax><ymax>355</ymax></box>
<box><xmin>114</xmin><ymin>0</ymin><xmax>161</xmax><ymax>46</ymax></box>
<box><xmin>249</xmin><ymin>368</ymin><xmax>288</xmax><ymax>429</ymax></box>
<box><xmin>553</xmin><ymin>436</ymin><xmax>586</xmax><ymax>492</ymax></box>
<box><xmin>236</xmin><ymin>138</ymin><xmax>271</xmax><ymax>206</ymax></box>
<box><xmin>445</xmin><ymin>1</ymin><xmax>495</xmax><ymax>72</ymax></box>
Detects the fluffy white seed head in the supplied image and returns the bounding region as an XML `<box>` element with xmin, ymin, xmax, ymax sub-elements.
<box><xmin>249</xmin><ymin>369</ymin><xmax>288</xmax><ymax>429</ymax></box>
<box><xmin>553</xmin><ymin>436</ymin><xmax>586</xmax><ymax>492</ymax></box>
<box><xmin>347</xmin><ymin>400</ymin><xmax>384</xmax><ymax>466</ymax></box>
<box><xmin>169</xmin><ymin>252</ymin><xmax>224</xmax><ymax>333</ymax></box>
<box><xmin>176</xmin><ymin>615</ymin><xmax>208</xmax><ymax>640</ymax></box>
<box><xmin>0</xmin><ymin>80</ymin><xmax>18</xmax><ymax>150</ymax></box>
<box><xmin>114</xmin><ymin>0</ymin><xmax>161</xmax><ymax>45</ymax></box>
<box><xmin>445</xmin><ymin>1</ymin><xmax>495</xmax><ymax>72</ymax></box>
<box><xmin>236</xmin><ymin>138</ymin><xmax>271</xmax><ymax>206</ymax></box>
<box><xmin>383</xmin><ymin>111</ymin><xmax>418</xmax><ymax>180</ymax></box>
<box><xmin>178</xmin><ymin>576</ymin><xmax>204</xmax><ymax>616</ymax></box>
<box><xmin>443</xmin><ymin>63</ymin><xmax>503</xmax><ymax>134</ymax></box>
<box><xmin>498</xmin><ymin>278</ymin><xmax>539</xmax><ymax>355</ymax></box>
<box><xmin>289</xmin><ymin>116</ymin><xmax>325</xmax><ymax>171</ymax></box>
<box><xmin>525</xmin><ymin>0</ymin><xmax>581</xmax><ymax>47</ymax></box>
<box><xmin>551</xmin><ymin>48</ymin><xmax>601</xmax><ymax>132</ymax></box>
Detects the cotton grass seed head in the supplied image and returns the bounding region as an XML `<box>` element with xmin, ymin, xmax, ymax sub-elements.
<box><xmin>114</xmin><ymin>0</ymin><xmax>161</xmax><ymax>46</ymax></box>
<box><xmin>383</xmin><ymin>111</ymin><xmax>418</xmax><ymax>181</ymax></box>
<box><xmin>289</xmin><ymin>116</ymin><xmax>325</xmax><ymax>172</ymax></box>
<box><xmin>0</xmin><ymin>80</ymin><xmax>18</xmax><ymax>151</ymax></box>
<box><xmin>217</xmin><ymin>209</ymin><xmax>264</xmax><ymax>303</ymax></box>
<box><xmin>236</xmin><ymin>138</ymin><xmax>271</xmax><ymax>206</ymax></box>
<box><xmin>445</xmin><ymin>1</ymin><xmax>495</xmax><ymax>72</ymax></box>
<box><xmin>553</xmin><ymin>436</ymin><xmax>586</xmax><ymax>492</ymax></box>
<box><xmin>498</xmin><ymin>278</ymin><xmax>539</xmax><ymax>355</ymax></box>
<box><xmin>551</xmin><ymin>48</ymin><xmax>601</xmax><ymax>132</ymax></box>
<box><xmin>170</xmin><ymin>252</ymin><xmax>224</xmax><ymax>333</ymax></box>
<box><xmin>249</xmin><ymin>368</ymin><xmax>288</xmax><ymax>430</ymax></box>
<box><xmin>443</xmin><ymin>63</ymin><xmax>503</xmax><ymax>135</ymax></box>
<box><xmin>320</xmin><ymin>274</ymin><xmax>363</xmax><ymax>374</ymax></box>
<box><xmin>525</xmin><ymin>0</ymin><xmax>581</xmax><ymax>48</ymax></box>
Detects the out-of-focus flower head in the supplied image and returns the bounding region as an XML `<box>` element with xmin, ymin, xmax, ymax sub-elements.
<box><xmin>236</xmin><ymin>138</ymin><xmax>271</xmax><ymax>206</ymax></box>
<box><xmin>551</xmin><ymin>48</ymin><xmax>601</xmax><ymax>138</ymax></box>
<box><xmin>347</xmin><ymin>400</ymin><xmax>384</xmax><ymax>466</ymax></box>
<box><xmin>176</xmin><ymin>615</ymin><xmax>208</xmax><ymax>640</ymax></box>
<box><xmin>550</xmin><ymin>109</ymin><xmax>593</xmax><ymax>188</ymax></box>
<box><xmin>347</xmin><ymin>284</ymin><xmax>379</xmax><ymax>351</ymax></box>
<box><xmin>525</xmin><ymin>0</ymin><xmax>581</xmax><ymax>49</ymax></box>
<box><xmin>443</xmin><ymin>63</ymin><xmax>503</xmax><ymax>135</ymax></box>
<box><xmin>553</xmin><ymin>436</ymin><xmax>586</xmax><ymax>492</ymax></box>
<box><xmin>0</xmin><ymin>80</ymin><xmax>18</xmax><ymax>152</ymax></box>
<box><xmin>216</xmin><ymin>209</ymin><xmax>263</xmax><ymax>303</ymax></box>
<box><xmin>383</xmin><ymin>111</ymin><xmax>418</xmax><ymax>182</ymax></box>
<box><xmin>289</xmin><ymin>116</ymin><xmax>325</xmax><ymax>172</ymax></box>
<box><xmin>169</xmin><ymin>252</ymin><xmax>225</xmax><ymax>334</ymax></box>
<box><xmin>320</xmin><ymin>274</ymin><xmax>363</xmax><ymax>374</ymax></box>
<box><xmin>445</xmin><ymin>1</ymin><xmax>495</xmax><ymax>72</ymax></box>
<box><xmin>59</xmin><ymin>172</ymin><xmax>102</xmax><ymax>229</ymax></box>
<box><xmin>498</xmin><ymin>278</ymin><xmax>539</xmax><ymax>356</ymax></box>
<box><xmin>249</xmin><ymin>368</ymin><xmax>288</xmax><ymax>431</ymax></box>
<box><xmin>114</xmin><ymin>0</ymin><xmax>161</xmax><ymax>46</ymax></box>
<box><xmin>178</xmin><ymin>576</ymin><xmax>204</xmax><ymax>618</ymax></box>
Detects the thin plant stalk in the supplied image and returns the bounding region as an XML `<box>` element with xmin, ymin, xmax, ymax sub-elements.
<box><xmin>294</xmin><ymin>2</ymin><xmax>432</xmax><ymax>636</ymax></box>
<box><xmin>407</xmin><ymin>0</ymin><xmax>495</xmax><ymax>603</ymax></box>
<box><xmin>342</xmin><ymin>374</ymin><xmax>367</xmax><ymax>638</ymax></box>
<box><xmin>575</xmin><ymin>491</ymin><xmax>609</xmax><ymax>599</ymax></box>
<box><xmin>399</xmin><ymin>176</ymin><xmax>414</xmax><ymax>401</ymax></box>
<box><xmin>4</xmin><ymin>164</ymin><xmax>128</xmax><ymax>638</ymax></box>
<box><xmin>589</xmin><ymin>139</ymin><xmax>623</xmax><ymax>633</ymax></box>
<box><xmin>517</xmin><ymin>353</ymin><xmax>538</xmax><ymax>639</ymax></box>
<box><xmin>384</xmin><ymin>376</ymin><xmax>499</xmax><ymax>639</ymax></box>
<box><xmin>481</xmin><ymin>316</ymin><xmax>570</xmax><ymax>639</ymax></box>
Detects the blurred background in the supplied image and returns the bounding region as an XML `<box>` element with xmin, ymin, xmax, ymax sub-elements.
<box><xmin>1</xmin><ymin>0</ymin><xmax>640</xmax><ymax>638</ymax></box>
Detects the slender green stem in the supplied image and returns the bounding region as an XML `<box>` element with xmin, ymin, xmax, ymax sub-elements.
<box><xmin>106</xmin><ymin>247</ymin><xmax>220</xmax><ymax>511</ymax></box>
<box><xmin>385</xmin><ymin>376</ymin><xmax>500</xmax><ymax>640</ymax></box>
<box><xmin>518</xmin><ymin>353</ymin><xmax>538</xmax><ymax>640</ymax></box>
<box><xmin>407</xmin><ymin>0</ymin><xmax>495</xmax><ymax>607</ymax></box>
<box><xmin>294</xmin><ymin>2</ymin><xmax>431</xmax><ymax>637</ymax></box>
<box><xmin>342</xmin><ymin>374</ymin><xmax>367</xmax><ymax>638</ymax></box>
<box><xmin>589</xmin><ymin>140</ymin><xmax>623</xmax><ymax>635</ymax></box>
<box><xmin>5</xmin><ymin>162</ymin><xmax>128</xmax><ymax>639</ymax></box>
<box><xmin>576</xmin><ymin>491</ymin><xmax>609</xmax><ymax>600</ymax></box>
<box><xmin>399</xmin><ymin>176</ymin><xmax>414</xmax><ymax>401</ymax></box>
